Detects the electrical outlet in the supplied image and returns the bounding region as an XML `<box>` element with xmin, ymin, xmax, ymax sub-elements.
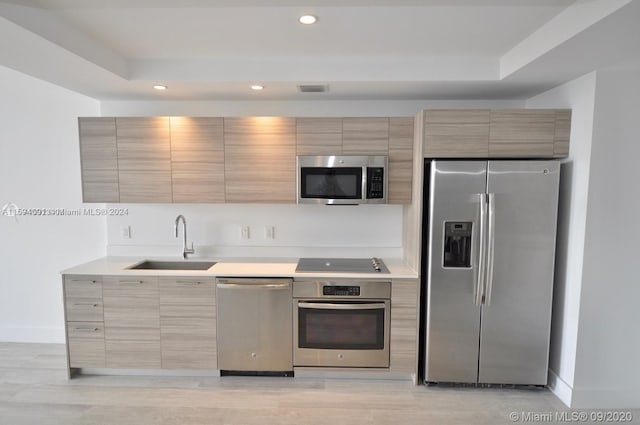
<box><xmin>120</xmin><ymin>225</ymin><xmax>131</xmax><ymax>239</ymax></box>
<box><xmin>241</xmin><ymin>225</ymin><xmax>250</xmax><ymax>240</ymax></box>
<box><xmin>265</xmin><ymin>225</ymin><xmax>275</xmax><ymax>240</ymax></box>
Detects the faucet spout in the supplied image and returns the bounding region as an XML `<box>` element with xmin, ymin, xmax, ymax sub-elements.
<box><xmin>174</xmin><ymin>215</ymin><xmax>195</xmax><ymax>259</ymax></box>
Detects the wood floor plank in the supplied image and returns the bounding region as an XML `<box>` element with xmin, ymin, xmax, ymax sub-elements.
<box><xmin>1</xmin><ymin>343</ymin><xmax>635</xmax><ymax>425</ymax></box>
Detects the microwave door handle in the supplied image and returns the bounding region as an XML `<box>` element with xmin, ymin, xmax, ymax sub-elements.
<box><xmin>362</xmin><ymin>166</ymin><xmax>367</xmax><ymax>201</ymax></box>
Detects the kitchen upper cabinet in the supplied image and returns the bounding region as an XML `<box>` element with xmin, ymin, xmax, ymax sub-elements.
<box><xmin>116</xmin><ymin>117</ymin><xmax>172</xmax><ymax>203</ymax></box>
<box><xmin>78</xmin><ymin>115</ymin><xmax>416</xmax><ymax>204</ymax></box>
<box><xmin>489</xmin><ymin>110</ymin><xmax>556</xmax><ymax>157</ymax></box>
<box><xmin>170</xmin><ymin>117</ymin><xmax>225</xmax><ymax>203</ymax></box>
<box><xmin>296</xmin><ymin>118</ymin><xmax>343</xmax><ymax>156</ymax></box>
<box><xmin>63</xmin><ymin>275</ymin><xmax>105</xmax><ymax>369</ymax></box>
<box><xmin>553</xmin><ymin>110</ymin><xmax>572</xmax><ymax>157</ymax></box>
<box><xmin>390</xmin><ymin>279</ymin><xmax>419</xmax><ymax>378</ymax></box>
<box><xmin>103</xmin><ymin>277</ymin><xmax>161</xmax><ymax>369</ymax></box>
<box><xmin>78</xmin><ymin>118</ymin><xmax>119</xmax><ymax>202</ymax></box>
<box><xmin>342</xmin><ymin>117</ymin><xmax>389</xmax><ymax>155</ymax></box>
<box><xmin>422</xmin><ymin>109</ymin><xmax>571</xmax><ymax>159</ymax></box>
<box><xmin>159</xmin><ymin>277</ymin><xmax>217</xmax><ymax>369</ymax></box>
<box><xmin>423</xmin><ymin>110</ymin><xmax>490</xmax><ymax>158</ymax></box>
<box><xmin>224</xmin><ymin>117</ymin><xmax>296</xmax><ymax>203</ymax></box>
<box><xmin>388</xmin><ymin>117</ymin><xmax>414</xmax><ymax>204</ymax></box>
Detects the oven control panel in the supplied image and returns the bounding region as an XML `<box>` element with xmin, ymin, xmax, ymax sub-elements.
<box><xmin>323</xmin><ymin>285</ymin><xmax>360</xmax><ymax>296</ymax></box>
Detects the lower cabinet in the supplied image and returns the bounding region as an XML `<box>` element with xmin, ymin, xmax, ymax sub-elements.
<box><xmin>389</xmin><ymin>279</ymin><xmax>419</xmax><ymax>376</ymax></box>
<box><xmin>64</xmin><ymin>273</ymin><xmax>418</xmax><ymax>379</ymax></box>
<box><xmin>102</xmin><ymin>277</ymin><xmax>161</xmax><ymax>369</ymax></box>
<box><xmin>64</xmin><ymin>275</ymin><xmax>106</xmax><ymax>369</ymax></box>
<box><xmin>67</xmin><ymin>322</ymin><xmax>105</xmax><ymax>368</ymax></box>
<box><xmin>64</xmin><ymin>274</ymin><xmax>217</xmax><ymax>372</ymax></box>
<box><xmin>159</xmin><ymin>277</ymin><xmax>217</xmax><ymax>369</ymax></box>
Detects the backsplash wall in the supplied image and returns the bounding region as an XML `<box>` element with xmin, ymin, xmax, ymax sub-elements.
<box><xmin>106</xmin><ymin>203</ymin><xmax>403</xmax><ymax>258</ymax></box>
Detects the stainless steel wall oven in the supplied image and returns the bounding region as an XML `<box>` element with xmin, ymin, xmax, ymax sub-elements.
<box><xmin>293</xmin><ymin>279</ymin><xmax>391</xmax><ymax>368</ymax></box>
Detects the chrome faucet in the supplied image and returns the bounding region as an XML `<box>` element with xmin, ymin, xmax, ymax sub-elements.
<box><xmin>174</xmin><ymin>215</ymin><xmax>195</xmax><ymax>259</ymax></box>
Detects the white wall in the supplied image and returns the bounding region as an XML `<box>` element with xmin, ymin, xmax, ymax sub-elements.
<box><xmin>526</xmin><ymin>72</ymin><xmax>597</xmax><ymax>406</ymax></box>
<box><xmin>572</xmin><ymin>67</ymin><xmax>640</xmax><ymax>408</ymax></box>
<box><xmin>106</xmin><ymin>204</ymin><xmax>404</xmax><ymax>259</ymax></box>
<box><xmin>0</xmin><ymin>66</ymin><xmax>104</xmax><ymax>343</ymax></box>
<box><xmin>528</xmin><ymin>68</ymin><xmax>640</xmax><ymax>409</ymax></box>
<box><xmin>100</xmin><ymin>99</ymin><xmax>523</xmax><ymax>118</ymax></box>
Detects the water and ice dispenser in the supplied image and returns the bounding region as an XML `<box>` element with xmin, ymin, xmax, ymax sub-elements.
<box><xmin>443</xmin><ymin>221</ymin><xmax>472</xmax><ymax>268</ymax></box>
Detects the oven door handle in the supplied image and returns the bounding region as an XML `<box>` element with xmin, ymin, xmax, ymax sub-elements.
<box><xmin>298</xmin><ymin>302</ymin><xmax>386</xmax><ymax>310</ymax></box>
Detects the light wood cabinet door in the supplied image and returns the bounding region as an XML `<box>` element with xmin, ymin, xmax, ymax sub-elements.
<box><xmin>159</xmin><ymin>278</ymin><xmax>216</xmax><ymax>369</ymax></box>
<box><xmin>64</xmin><ymin>275</ymin><xmax>102</xmax><ymax>298</ymax></box>
<box><xmin>553</xmin><ymin>109</ymin><xmax>571</xmax><ymax>158</ymax></box>
<box><xmin>67</xmin><ymin>322</ymin><xmax>106</xmax><ymax>368</ymax></box>
<box><xmin>296</xmin><ymin>118</ymin><xmax>343</xmax><ymax>156</ymax></box>
<box><xmin>78</xmin><ymin>117</ymin><xmax>119</xmax><ymax>202</ymax></box>
<box><xmin>489</xmin><ymin>109</ymin><xmax>556</xmax><ymax>157</ymax></box>
<box><xmin>103</xmin><ymin>277</ymin><xmax>161</xmax><ymax>368</ymax></box>
<box><xmin>116</xmin><ymin>117</ymin><xmax>172</xmax><ymax>203</ymax></box>
<box><xmin>170</xmin><ymin>117</ymin><xmax>225</xmax><ymax>203</ymax></box>
<box><xmin>388</xmin><ymin>117</ymin><xmax>414</xmax><ymax>204</ymax></box>
<box><xmin>224</xmin><ymin>117</ymin><xmax>296</xmax><ymax>203</ymax></box>
<box><xmin>65</xmin><ymin>299</ymin><xmax>103</xmax><ymax>322</ymax></box>
<box><xmin>390</xmin><ymin>279</ymin><xmax>419</xmax><ymax>376</ymax></box>
<box><xmin>423</xmin><ymin>110</ymin><xmax>490</xmax><ymax>158</ymax></box>
<box><xmin>342</xmin><ymin>117</ymin><xmax>389</xmax><ymax>155</ymax></box>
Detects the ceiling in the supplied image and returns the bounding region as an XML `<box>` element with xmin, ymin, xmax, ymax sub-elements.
<box><xmin>1</xmin><ymin>0</ymin><xmax>639</xmax><ymax>101</ymax></box>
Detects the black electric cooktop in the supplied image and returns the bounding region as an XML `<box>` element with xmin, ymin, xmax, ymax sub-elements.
<box><xmin>295</xmin><ymin>258</ymin><xmax>389</xmax><ymax>274</ymax></box>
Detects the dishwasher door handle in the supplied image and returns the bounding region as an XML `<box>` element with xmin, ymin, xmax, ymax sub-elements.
<box><xmin>216</xmin><ymin>283</ymin><xmax>290</xmax><ymax>290</ymax></box>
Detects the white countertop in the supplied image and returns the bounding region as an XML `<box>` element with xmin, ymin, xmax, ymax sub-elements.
<box><xmin>61</xmin><ymin>256</ymin><xmax>418</xmax><ymax>280</ymax></box>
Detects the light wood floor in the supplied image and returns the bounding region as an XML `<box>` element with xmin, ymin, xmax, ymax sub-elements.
<box><xmin>0</xmin><ymin>343</ymin><xmax>636</xmax><ymax>425</ymax></box>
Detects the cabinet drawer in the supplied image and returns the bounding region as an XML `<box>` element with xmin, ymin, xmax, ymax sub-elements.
<box><xmin>103</xmin><ymin>277</ymin><xmax>158</xmax><ymax>298</ymax></box>
<box><xmin>64</xmin><ymin>276</ymin><xmax>102</xmax><ymax>298</ymax></box>
<box><xmin>67</xmin><ymin>322</ymin><xmax>105</xmax><ymax>339</ymax></box>
<box><xmin>65</xmin><ymin>299</ymin><xmax>104</xmax><ymax>322</ymax></box>
<box><xmin>67</xmin><ymin>321</ymin><xmax>105</xmax><ymax>368</ymax></box>
<box><xmin>159</xmin><ymin>278</ymin><xmax>215</xmax><ymax>305</ymax></box>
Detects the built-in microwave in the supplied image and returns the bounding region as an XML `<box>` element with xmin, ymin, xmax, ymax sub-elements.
<box><xmin>296</xmin><ymin>155</ymin><xmax>387</xmax><ymax>205</ymax></box>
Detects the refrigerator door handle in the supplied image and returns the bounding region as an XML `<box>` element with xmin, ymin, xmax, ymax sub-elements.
<box><xmin>475</xmin><ymin>193</ymin><xmax>487</xmax><ymax>306</ymax></box>
<box><xmin>485</xmin><ymin>192</ymin><xmax>496</xmax><ymax>306</ymax></box>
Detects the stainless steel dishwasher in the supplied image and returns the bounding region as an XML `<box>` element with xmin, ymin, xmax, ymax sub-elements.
<box><xmin>216</xmin><ymin>278</ymin><xmax>293</xmax><ymax>374</ymax></box>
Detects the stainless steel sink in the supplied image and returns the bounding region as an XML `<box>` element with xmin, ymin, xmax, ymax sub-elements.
<box><xmin>127</xmin><ymin>260</ymin><xmax>216</xmax><ymax>271</ymax></box>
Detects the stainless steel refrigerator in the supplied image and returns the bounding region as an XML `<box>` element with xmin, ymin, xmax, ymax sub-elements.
<box><xmin>422</xmin><ymin>160</ymin><xmax>560</xmax><ymax>386</ymax></box>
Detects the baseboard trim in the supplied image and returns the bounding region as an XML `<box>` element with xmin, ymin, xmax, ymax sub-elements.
<box><xmin>548</xmin><ymin>369</ymin><xmax>573</xmax><ymax>407</ymax></box>
<box><xmin>548</xmin><ymin>369</ymin><xmax>640</xmax><ymax>409</ymax></box>
<box><xmin>0</xmin><ymin>326</ymin><xmax>65</xmax><ymax>343</ymax></box>
<box><xmin>571</xmin><ymin>386</ymin><xmax>640</xmax><ymax>409</ymax></box>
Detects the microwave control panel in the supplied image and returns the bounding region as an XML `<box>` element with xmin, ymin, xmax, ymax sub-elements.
<box><xmin>366</xmin><ymin>167</ymin><xmax>385</xmax><ymax>199</ymax></box>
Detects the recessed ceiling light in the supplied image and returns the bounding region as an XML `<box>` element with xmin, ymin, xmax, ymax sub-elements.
<box><xmin>153</xmin><ymin>85</ymin><xmax>167</xmax><ymax>90</ymax></box>
<box><xmin>299</xmin><ymin>15</ymin><xmax>317</xmax><ymax>25</ymax></box>
<box><xmin>251</xmin><ymin>85</ymin><xmax>264</xmax><ymax>91</ymax></box>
